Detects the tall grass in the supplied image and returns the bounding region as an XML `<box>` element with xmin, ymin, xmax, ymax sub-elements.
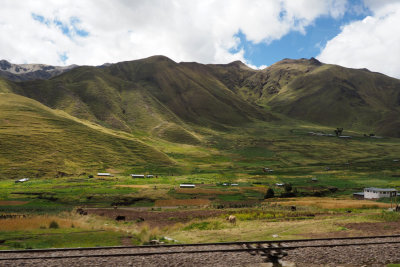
<box><xmin>273</xmin><ymin>198</ymin><xmax>390</xmax><ymax>209</ymax></box>
<box><xmin>134</xmin><ymin>225</ymin><xmax>161</xmax><ymax>244</ymax></box>
<box><xmin>0</xmin><ymin>215</ymin><xmax>85</xmax><ymax>231</ymax></box>
<box><xmin>370</xmin><ymin>210</ymin><xmax>400</xmax><ymax>222</ymax></box>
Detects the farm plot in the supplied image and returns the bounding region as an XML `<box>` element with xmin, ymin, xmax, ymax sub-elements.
<box><xmin>269</xmin><ymin>197</ymin><xmax>391</xmax><ymax>209</ymax></box>
<box><xmin>85</xmin><ymin>208</ymin><xmax>225</xmax><ymax>227</ymax></box>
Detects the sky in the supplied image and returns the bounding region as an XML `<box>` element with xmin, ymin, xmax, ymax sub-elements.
<box><xmin>1</xmin><ymin>0</ymin><xmax>400</xmax><ymax>78</ymax></box>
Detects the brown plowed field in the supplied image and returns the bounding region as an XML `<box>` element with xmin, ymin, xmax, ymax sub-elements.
<box><xmin>86</xmin><ymin>208</ymin><xmax>225</xmax><ymax>227</ymax></box>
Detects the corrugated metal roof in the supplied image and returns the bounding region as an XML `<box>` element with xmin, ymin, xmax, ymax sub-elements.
<box><xmin>97</xmin><ymin>173</ymin><xmax>111</xmax><ymax>176</ymax></box>
<box><xmin>180</xmin><ymin>184</ymin><xmax>195</xmax><ymax>188</ymax></box>
<box><xmin>364</xmin><ymin>187</ymin><xmax>397</xmax><ymax>192</ymax></box>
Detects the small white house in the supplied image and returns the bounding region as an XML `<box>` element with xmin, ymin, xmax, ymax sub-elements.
<box><xmin>146</xmin><ymin>175</ymin><xmax>154</xmax><ymax>178</ymax></box>
<box><xmin>131</xmin><ymin>174</ymin><xmax>145</xmax><ymax>178</ymax></box>
<box><xmin>364</xmin><ymin>187</ymin><xmax>397</xmax><ymax>199</ymax></box>
<box><xmin>180</xmin><ymin>184</ymin><xmax>195</xmax><ymax>188</ymax></box>
<box><xmin>97</xmin><ymin>173</ymin><xmax>111</xmax><ymax>176</ymax></box>
<box><xmin>15</xmin><ymin>178</ymin><xmax>29</xmax><ymax>183</ymax></box>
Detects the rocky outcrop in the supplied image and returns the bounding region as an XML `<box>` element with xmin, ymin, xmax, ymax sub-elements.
<box><xmin>0</xmin><ymin>60</ymin><xmax>77</xmax><ymax>81</ymax></box>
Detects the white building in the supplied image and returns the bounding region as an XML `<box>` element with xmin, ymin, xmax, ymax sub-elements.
<box><xmin>363</xmin><ymin>187</ymin><xmax>397</xmax><ymax>199</ymax></box>
<box><xmin>131</xmin><ymin>174</ymin><xmax>145</xmax><ymax>178</ymax></box>
<box><xmin>15</xmin><ymin>178</ymin><xmax>29</xmax><ymax>183</ymax></box>
<box><xmin>97</xmin><ymin>173</ymin><xmax>111</xmax><ymax>176</ymax></box>
<box><xmin>180</xmin><ymin>184</ymin><xmax>195</xmax><ymax>188</ymax></box>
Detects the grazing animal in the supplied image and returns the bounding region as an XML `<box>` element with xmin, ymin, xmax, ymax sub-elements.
<box><xmin>291</xmin><ymin>206</ymin><xmax>296</xmax><ymax>211</ymax></box>
<box><xmin>76</xmin><ymin>208</ymin><xmax>87</xmax><ymax>215</ymax></box>
<box><xmin>115</xmin><ymin>215</ymin><xmax>126</xmax><ymax>221</ymax></box>
<box><xmin>226</xmin><ymin>215</ymin><xmax>236</xmax><ymax>225</ymax></box>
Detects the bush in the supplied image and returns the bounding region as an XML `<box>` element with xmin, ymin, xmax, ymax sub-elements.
<box><xmin>284</xmin><ymin>183</ymin><xmax>292</xmax><ymax>193</ymax></box>
<box><xmin>264</xmin><ymin>188</ymin><xmax>274</xmax><ymax>199</ymax></box>
<box><xmin>49</xmin><ymin>220</ymin><xmax>59</xmax><ymax>229</ymax></box>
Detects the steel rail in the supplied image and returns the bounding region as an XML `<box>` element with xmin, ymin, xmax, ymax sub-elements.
<box><xmin>1</xmin><ymin>239</ymin><xmax>400</xmax><ymax>261</ymax></box>
<box><xmin>1</xmin><ymin>233</ymin><xmax>400</xmax><ymax>254</ymax></box>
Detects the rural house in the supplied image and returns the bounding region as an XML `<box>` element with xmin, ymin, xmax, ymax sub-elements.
<box><xmin>97</xmin><ymin>173</ymin><xmax>112</xmax><ymax>177</ymax></box>
<box><xmin>180</xmin><ymin>184</ymin><xmax>195</xmax><ymax>188</ymax></box>
<box><xmin>363</xmin><ymin>187</ymin><xmax>397</xmax><ymax>199</ymax></box>
<box><xmin>131</xmin><ymin>174</ymin><xmax>145</xmax><ymax>178</ymax></box>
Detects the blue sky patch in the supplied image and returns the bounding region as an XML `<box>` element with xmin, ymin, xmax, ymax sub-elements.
<box><xmin>59</xmin><ymin>52</ymin><xmax>68</xmax><ymax>64</ymax></box>
<box><xmin>31</xmin><ymin>13</ymin><xmax>89</xmax><ymax>39</ymax></box>
<box><xmin>239</xmin><ymin>0</ymin><xmax>372</xmax><ymax>67</ymax></box>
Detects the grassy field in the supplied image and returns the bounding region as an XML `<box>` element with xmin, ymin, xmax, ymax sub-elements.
<box><xmin>2</xmin><ymin>168</ymin><xmax>400</xmax><ymax>250</ymax></box>
<box><xmin>2</xmin><ymin>88</ymin><xmax>400</xmax><ymax>251</ymax></box>
<box><xmin>1</xmin><ymin>118</ymin><xmax>400</xmax><ymax>249</ymax></box>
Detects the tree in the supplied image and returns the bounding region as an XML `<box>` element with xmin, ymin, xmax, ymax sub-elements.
<box><xmin>264</xmin><ymin>188</ymin><xmax>275</xmax><ymax>199</ymax></box>
<box><xmin>284</xmin><ymin>183</ymin><xmax>292</xmax><ymax>193</ymax></box>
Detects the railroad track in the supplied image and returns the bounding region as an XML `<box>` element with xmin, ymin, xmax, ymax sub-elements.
<box><xmin>2</xmin><ymin>234</ymin><xmax>400</xmax><ymax>266</ymax></box>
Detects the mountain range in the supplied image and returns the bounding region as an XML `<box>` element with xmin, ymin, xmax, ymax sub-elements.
<box><xmin>0</xmin><ymin>60</ymin><xmax>77</xmax><ymax>82</ymax></box>
<box><xmin>1</xmin><ymin>55</ymin><xmax>399</xmax><ymax>177</ymax></box>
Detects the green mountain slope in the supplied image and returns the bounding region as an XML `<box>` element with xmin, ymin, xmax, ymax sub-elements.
<box><xmin>0</xmin><ymin>93</ymin><xmax>173</xmax><ymax>178</ymax></box>
<box><xmin>15</xmin><ymin>56</ymin><xmax>273</xmax><ymax>143</ymax></box>
<box><xmin>235</xmin><ymin>58</ymin><xmax>400</xmax><ymax>137</ymax></box>
<box><xmin>11</xmin><ymin>56</ymin><xmax>400</xmax><ymax>137</ymax></box>
<box><xmin>1</xmin><ymin>56</ymin><xmax>400</xmax><ymax>178</ymax></box>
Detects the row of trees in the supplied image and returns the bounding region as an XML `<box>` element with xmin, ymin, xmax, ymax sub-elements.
<box><xmin>264</xmin><ymin>183</ymin><xmax>294</xmax><ymax>199</ymax></box>
<box><xmin>264</xmin><ymin>183</ymin><xmax>338</xmax><ymax>199</ymax></box>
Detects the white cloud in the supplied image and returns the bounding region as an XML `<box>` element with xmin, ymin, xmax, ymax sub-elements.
<box><xmin>0</xmin><ymin>0</ymin><xmax>347</xmax><ymax>67</ymax></box>
<box><xmin>318</xmin><ymin>1</ymin><xmax>400</xmax><ymax>78</ymax></box>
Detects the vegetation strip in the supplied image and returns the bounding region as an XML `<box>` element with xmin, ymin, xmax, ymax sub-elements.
<box><xmin>2</xmin><ymin>240</ymin><xmax>400</xmax><ymax>261</ymax></box>
<box><xmin>2</xmin><ymin>234</ymin><xmax>400</xmax><ymax>253</ymax></box>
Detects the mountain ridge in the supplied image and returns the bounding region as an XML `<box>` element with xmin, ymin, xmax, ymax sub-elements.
<box><xmin>1</xmin><ymin>55</ymin><xmax>400</xmax><ymax>177</ymax></box>
<box><xmin>0</xmin><ymin>59</ymin><xmax>78</xmax><ymax>82</ymax></box>
<box><xmin>2</xmin><ymin>55</ymin><xmax>400</xmax><ymax>138</ymax></box>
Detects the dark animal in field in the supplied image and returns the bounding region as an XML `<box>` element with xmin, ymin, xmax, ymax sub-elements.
<box><xmin>136</xmin><ymin>217</ymin><xmax>145</xmax><ymax>222</ymax></box>
<box><xmin>115</xmin><ymin>215</ymin><xmax>126</xmax><ymax>221</ymax></box>
<box><xmin>291</xmin><ymin>206</ymin><xmax>296</xmax><ymax>211</ymax></box>
<box><xmin>76</xmin><ymin>208</ymin><xmax>87</xmax><ymax>215</ymax></box>
<box><xmin>226</xmin><ymin>215</ymin><xmax>236</xmax><ymax>225</ymax></box>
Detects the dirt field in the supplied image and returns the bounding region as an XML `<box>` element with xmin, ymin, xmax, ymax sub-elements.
<box><xmin>155</xmin><ymin>199</ymin><xmax>210</xmax><ymax>207</ymax></box>
<box><xmin>85</xmin><ymin>208</ymin><xmax>225</xmax><ymax>227</ymax></box>
<box><xmin>344</xmin><ymin>221</ymin><xmax>400</xmax><ymax>236</ymax></box>
<box><xmin>114</xmin><ymin>185</ymin><xmax>150</xmax><ymax>188</ymax></box>
<box><xmin>175</xmin><ymin>188</ymin><xmax>237</xmax><ymax>195</ymax></box>
<box><xmin>0</xmin><ymin>200</ymin><xmax>29</xmax><ymax>205</ymax></box>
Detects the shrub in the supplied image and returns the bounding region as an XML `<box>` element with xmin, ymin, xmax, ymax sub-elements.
<box><xmin>284</xmin><ymin>183</ymin><xmax>292</xmax><ymax>193</ymax></box>
<box><xmin>264</xmin><ymin>188</ymin><xmax>275</xmax><ymax>199</ymax></box>
<box><xmin>49</xmin><ymin>220</ymin><xmax>59</xmax><ymax>229</ymax></box>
